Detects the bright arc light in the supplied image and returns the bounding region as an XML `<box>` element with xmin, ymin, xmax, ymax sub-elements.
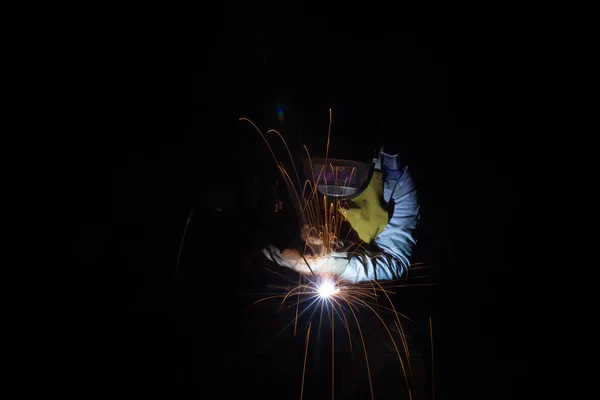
<box><xmin>317</xmin><ymin>279</ymin><xmax>339</xmax><ymax>299</ymax></box>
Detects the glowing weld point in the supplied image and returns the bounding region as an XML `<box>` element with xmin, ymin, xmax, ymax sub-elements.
<box><xmin>317</xmin><ymin>279</ymin><xmax>339</xmax><ymax>299</ymax></box>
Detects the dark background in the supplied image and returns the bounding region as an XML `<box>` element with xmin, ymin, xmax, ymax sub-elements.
<box><xmin>103</xmin><ymin>32</ymin><xmax>540</xmax><ymax>398</ymax></box>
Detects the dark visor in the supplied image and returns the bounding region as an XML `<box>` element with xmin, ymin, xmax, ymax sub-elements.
<box><xmin>300</xmin><ymin>157</ymin><xmax>374</xmax><ymax>200</ymax></box>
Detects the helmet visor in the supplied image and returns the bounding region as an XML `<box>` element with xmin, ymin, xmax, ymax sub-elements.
<box><xmin>300</xmin><ymin>157</ymin><xmax>373</xmax><ymax>200</ymax></box>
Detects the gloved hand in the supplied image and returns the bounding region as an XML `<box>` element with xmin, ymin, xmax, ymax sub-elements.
<box><xmin>262</xmin><ymin>245</ymin><xmax>350</xmax><ymax>277</ymax></box>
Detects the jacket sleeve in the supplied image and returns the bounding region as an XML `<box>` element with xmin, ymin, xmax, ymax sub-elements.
<box><xmin>341</xmin><ymin>156</ymin><xmax>420</xmax><ymax>282</ymax></box>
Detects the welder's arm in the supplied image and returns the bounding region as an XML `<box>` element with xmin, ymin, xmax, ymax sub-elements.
<box><xmin>341</xmin><ymin>162</ymin><xmax>420</xmax><ymax>282</ymax></box>
<box><xmin>262</xmin><ymin>245</ymin><xmax>350</xmax><ymax>276</ymax></box>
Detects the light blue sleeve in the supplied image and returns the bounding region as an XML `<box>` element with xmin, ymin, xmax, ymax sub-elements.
<box><xmin>341</xmin><ymin>156</ymin><xmax>420</xmax><ymax>282</ymax></box>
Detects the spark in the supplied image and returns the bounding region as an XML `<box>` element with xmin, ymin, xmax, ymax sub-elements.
<box><xmin>251</xmin><ymin>272</ymin><xmax>427</xmax><ymax>400</ymax></box>
<box><xmin>239</xmin><ymin>110</ymin><xmax>353</xmax><ymax>260</ymax></box>
<box><xmin>174</xmin><ymin>208</ymin><xmax>193</xmax><ymax>279</ymax></box>
<box><xmin>317</xmin><ymin>278</ymin><xmax>339</xmax><ymax>299</ymax></box>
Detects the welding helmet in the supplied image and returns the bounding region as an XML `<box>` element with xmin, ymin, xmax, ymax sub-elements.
<box><xmin>299</xmin><ymin>148</ymin><xmax>401</xmax><ymax>201</ymax></box>
<box><xmin>299</xmin><ymin>156</ymin><xmax>373</xmax><ymax>200</ymax></box>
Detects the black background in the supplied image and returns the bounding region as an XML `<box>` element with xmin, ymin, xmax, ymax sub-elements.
<box><xmin>101</xmin><ymin>31</ymin><xmax>542</xmax><ymax>399</ymax></box>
